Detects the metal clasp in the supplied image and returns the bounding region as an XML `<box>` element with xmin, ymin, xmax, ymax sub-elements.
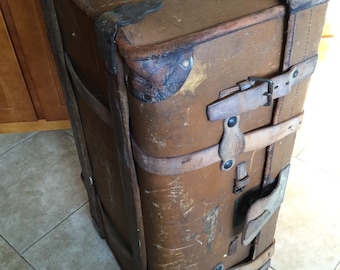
<box><xmin>233</xmin><ymin>162</ymin><xmax>250</xmax><ymax>194</ymax></box>
<box><xmin>248</xmin><ymin>77</ymin><xmax>274</xmax><ymax>106</ymax></box>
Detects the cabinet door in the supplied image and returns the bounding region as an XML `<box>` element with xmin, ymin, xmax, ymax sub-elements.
<box><xmin>0</xmin><ymin>8</ymin><xmax>37</xmax><ymax>123</ymax></box>
<box><xmin>6</xmin><ymin>0</ymin><xmax>68</xmax><ymax>121</ymax></box>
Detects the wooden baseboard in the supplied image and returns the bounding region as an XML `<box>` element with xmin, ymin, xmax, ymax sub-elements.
<box><xmin>0</xmin><ymin>120</ymin><xmax>71</xmax><ymax>134</ymax></box>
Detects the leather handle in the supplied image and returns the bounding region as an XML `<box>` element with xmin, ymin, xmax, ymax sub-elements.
<box><xmin>227</xmin><ymin>242</ymin><xmax>275</xmax><ymax>270</ymax></box>
<box><xmin>242</xmin><ymin>165</ymin><xmax>290</xmax><ymax>246</ymax></box>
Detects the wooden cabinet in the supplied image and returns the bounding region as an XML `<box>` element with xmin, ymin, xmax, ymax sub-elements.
<box><xmin>0</xmin><ymin>0</ymin><xmax>69</xmax><ymax>132</ymax></box>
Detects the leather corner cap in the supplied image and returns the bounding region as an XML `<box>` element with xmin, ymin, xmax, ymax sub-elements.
<box><xmin>125</xmin><ymin>49</ymin><xmax>194</xmax><ymax>103</ymax></box>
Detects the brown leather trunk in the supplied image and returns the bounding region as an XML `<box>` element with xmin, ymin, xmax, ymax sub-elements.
<box><xmin>41</xmin><ymin>0</ymin><xmax>328</xmax><ymax>269</ymax></box>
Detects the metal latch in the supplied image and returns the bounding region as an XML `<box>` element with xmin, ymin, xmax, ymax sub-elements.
<box><xmin>237</xmin><ymin>76</ymin><xmax>274</xmax><ymax>107</ymax></box>
<box><xmin>234</xmin><ymin>162</ymin><xmax>250</xmax><ymax>194</ymax></box>
<box><xmin>219</xmin><ymin>116</ymin><xmax>245</xmax><ymax>171</ymax></box>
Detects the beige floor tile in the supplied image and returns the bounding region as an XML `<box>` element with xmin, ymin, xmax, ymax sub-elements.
<box><xmin>0</xmin><ymin>132</ymin><xmax>36</xmax><ymax>156</ymax></box>
<box><xmin>296</xmin><ymin>64</ymin><xmax>340</xmax><ymax>178</ymax></box>
<box><xmin>0</xmin><ymin>237</ymin><xmax>33</xmax><ymax>270</ymax></box>
<box><xmin>293</xmin><ymin>31</ymin><xmax>340</xmax><ymax>176</ymax></box>
<box><xmin>22</xmin><ymin>203</ymin><xmax>120</xmax><ymax>270</ymax></box>
<box><xmin>292</xmin><ymin>124</ymin><xmax>310</xmax><ymax>158</ymax></box>
<box><xmin>0</xmin><ymin>131</ymin><xmax>87</xmax><ymax>253</ymax></box>
<box><xmin>271</xmin><ymin>158</ymin><xmax>340</xmax><ymax>270</ymax></box>
<box><xmin>335</xmin><ymin>261</ymin><xmax>340</xmax><ymax>270</ymax></box>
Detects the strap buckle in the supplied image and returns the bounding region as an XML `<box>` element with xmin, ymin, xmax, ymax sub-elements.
<box><xmin>248</xmin><ymin>77</ymin><xmax>274</xmax><ymax>106</ymax></box>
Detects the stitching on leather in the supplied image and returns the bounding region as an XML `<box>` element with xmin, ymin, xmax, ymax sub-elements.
<box><xmin>289</xmin><ymin>9</ymin><xmax>313</xmax><ymax>120</ymax></box>
<box><xmin>290</xmin><ymin>9</ymin><xmax>313</xmax><ymax>120</ymax></box>
<box><xmin>279</xmin><ymin>8</ymin><xmax>313</xmax><ymax>169</ymax></box>
<box><xmin>278</xmin><ymin>8</ymin><xmax>312</xmax><ymax>172</ymax></box>
<box><xmin>303</xmin><ymin>8</ymin><xmax>313</xmax><ymax>60</ymax></box>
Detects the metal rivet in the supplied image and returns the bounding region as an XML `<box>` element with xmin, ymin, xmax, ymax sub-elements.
<box><xmin>213</xmin><ymin>263</ymin><xmax>224</xmax><ymax>270</ymax></box>
<box><xmin>169</xmin><ymin>84</ymin><xmax>178</xmax><ymax>93</ymax></box>
<box><xmin>223</xmin><ymin>160</ymin><xmax>233</xmax><ymax>170</ymax></box>
<box><xmin>143</xmin><ymin>93</ymin><xmax>152</xmax><ymax>102</ymax></box>
<box><xmin>182</xmin><ymin>59</ymin><xmax>190</xmax><ymax>68</ymax></box>
<box><xmin>227</xmin><ymin>116</ymin><xmax>237</xmax><ymax>128</ymax></box>
<box><xmin>293</xmin><ymin>70</ymin><xmax>299</xmax><ymax>78</ymax></box>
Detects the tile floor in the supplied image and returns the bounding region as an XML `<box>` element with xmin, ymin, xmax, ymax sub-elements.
<box><xmin>1</xmin><ymin>6</ymin><xmax>340</xmax><ymax>270</ymax></box>
<box><xmin>0</xmin><ymin>131</ymin><xmax>120</xmax><ymax>269</ymax></box>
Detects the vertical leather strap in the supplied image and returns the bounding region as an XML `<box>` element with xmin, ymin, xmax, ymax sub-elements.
<box><xmin>264</xmin><ymin>2</ymin><xmax>328</xmax><ymax>184</ymax></box>
<box><xmin>255</xmin><ymin>0</ymin><xmax>328</xmax><ymax>258</ymax></box>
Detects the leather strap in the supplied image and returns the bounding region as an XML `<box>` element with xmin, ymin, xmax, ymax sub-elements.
<box><xmin>227</xmin><ymin>242</ymin><xmax>275</xmax><ymax>270</ymax></box>
<box><xmin>244</xmin><ymin>113</ymin><xmax>303</xmax><ymax>152</ymax></box>
<box><xmin>207</xmin><ymin>55</ymin><xmax>317</xmax><ymax>122</ymax></box>
<box><xmin>132</xmin><ymin>114</ymin><xmax>303</xmax><ymax>175</ymax></box>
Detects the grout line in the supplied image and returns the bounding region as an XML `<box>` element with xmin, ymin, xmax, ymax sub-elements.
<box><xmin>0</xmin><ymin>132</ymin><xmax>39</xmax><ymax>157</ymax></box>
<box><xmin>62</xmin><ymin>129</ymin><xmax>74</xmax><ymax>138</ymax></box>
<box><xmin>293</xmin><ymin>156</ymin><xmax>340</xmax><ymax>179</ymax></box>
<box><xmin>293</xmin><ymin>142</ymin><xmax>309</xmax><ymax>159</ymax></box>
<box><xmin>0</xmin><ymin>235</ymin><xmax>36</xmax><ymax>270</ymax></box>
<box><xmin>21</xmin><ymin>200</ymin><xmax>89</xmax><ymax>255</ymax></box>
<box><xmin>334</xmin><ymin>260</ymin><xmax>340</xmax><ymax>270</ymax></box>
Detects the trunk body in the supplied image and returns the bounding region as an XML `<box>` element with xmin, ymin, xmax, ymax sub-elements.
<box><xmin>41</xmin><ymin>0</ymin><xmax>328</xmax><ymax>269</ymax></box>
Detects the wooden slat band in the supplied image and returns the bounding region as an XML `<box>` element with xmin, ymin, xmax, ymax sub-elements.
<box><xmin>97</xmin><ymin>194</ymin><xmax>133</xmax><ymax>261</ymax></box>
<box><xmin>132</xmin><ymin>113</ymin><xmax>303</xmax><ymax>175</ymax></box>
<box><xmin>64</xmin><ymin>53</ymin><xmax>113</xmax><ymax>128</ymax></box>
<box><xmin>207</xmin><ymin>55</ymin><xmax>317</xmax><ymax>121</ymax></box>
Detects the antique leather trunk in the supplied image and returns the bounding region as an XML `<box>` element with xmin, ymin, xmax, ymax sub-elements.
<box><xmin>41</xmin><ymin>0</ymin><xmax>328</xmax><ymax>269</ymax></box>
